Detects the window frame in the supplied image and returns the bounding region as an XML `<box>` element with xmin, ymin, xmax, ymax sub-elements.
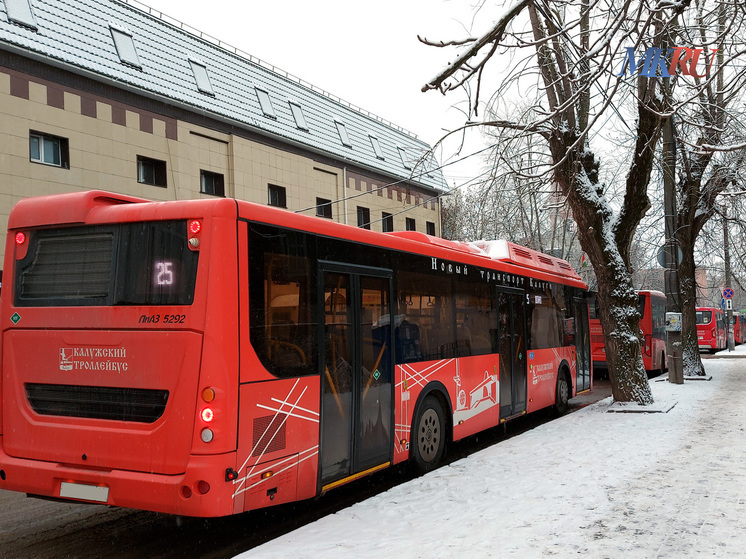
<box><xmin>289</xmin><ymin>101</ymin><xmax>309</xmax><ymax>131</ymax></box>
<box><xmin>357</xmin><ymin>206</ymin><xmax>371</xmax><ymax>230</ymax></box>
<box><xmin>405</xmin><ymin>217</ymin><xmax>416</xmax><ymax>231</ymax></box>
<box><xmin>268</xmin><ymin>184</ymin><xmax>287</xmax><ymax>208</ymax></box>
<box><xmin>256</xmin><ymin>88</ymin><xmax>277</xmax><ymax>118</ymax></box>
<box><xmin>382</xmin><ymin>212</ymin><xmax>394</xmax><ymax>233</ymax></box>
<box><xmin>200</xmin><ymin>170</ymin><xmax>225</xmax><ymax>197</ymax></box>
<box><xmin>29</xmin><ymin>131</ymin><xmax>69</xmax><ymax>169</ymax></box>
<box><xmin>136</xmin><ymin>155</ymin><xmax>167</xmax><ymax>188</ymax></box>
<box><xmin>316</xmin><ymin>197</ymin><xmax>332</xmax><ymax>219</ymax></box>
<box><xmin>189</xmin><ymin>59</ymin><xmax>215</xmax><ymax>96</ymax></box>
<box><xmin>335</xmin><ymin>120</ymin><xmax>352</xmax><ymax>148</ymax></box>
<box><xmin>109</xmin><ymin>25</ymin><xmax>142</xmax><ymax>69</ymax></box>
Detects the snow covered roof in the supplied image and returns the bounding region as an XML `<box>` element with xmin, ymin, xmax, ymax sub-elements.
<box><xmin>0</xmin><ymin>0</ymin><xmax>446</xmax><ymax>192</ymax></box>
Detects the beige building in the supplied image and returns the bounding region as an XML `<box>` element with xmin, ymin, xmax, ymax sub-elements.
<box><xmin>0</xmin><ymin>0</ymin><xmax>445</xmax><ymax>266</ymax></box>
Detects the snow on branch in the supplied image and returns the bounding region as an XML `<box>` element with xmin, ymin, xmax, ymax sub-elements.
<box><xmin>420</xmin><ymin>0</ymin><xmax>533</xmax><ymax>94</ymax></box>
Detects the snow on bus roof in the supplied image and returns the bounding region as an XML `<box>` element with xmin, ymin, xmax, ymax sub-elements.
<box><xmin>471</xmin><ymin>239</ymin><xmax>581</xmax><ymax>281</ymax></box>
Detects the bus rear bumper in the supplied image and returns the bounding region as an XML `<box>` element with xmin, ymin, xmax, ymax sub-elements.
<box><xmin>0</xmin><ymin>442</ymin><xmax>240</xmax><ymax>517</ymax></box>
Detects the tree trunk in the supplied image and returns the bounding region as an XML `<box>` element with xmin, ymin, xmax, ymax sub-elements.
<box><xmin>678</xmin><ymin>242</ymin><xmax>706</xmax><ymax>375</ymax></box>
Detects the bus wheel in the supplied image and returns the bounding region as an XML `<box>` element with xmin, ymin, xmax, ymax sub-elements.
<box><xmin>411</xmin><ymin>395</ymin><xmax>446</xmax><ymax>475</ymax></box>
<box><xmin>554</xmin><ymin>372</ymin><xmax>570</xmax><ymax>416</ymax></box>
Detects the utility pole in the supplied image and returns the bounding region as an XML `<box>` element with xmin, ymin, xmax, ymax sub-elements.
<box><xmin>663</xmin><ymin>115</ymin><xmax>683</xmax><ymax>384</ymax></box>
<box><xmin>723</xmin><ymin>204</ymin><xmax>734</xmax><ymax>351</ymax></box>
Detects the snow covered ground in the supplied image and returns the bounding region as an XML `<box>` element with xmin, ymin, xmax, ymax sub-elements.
<box><xmin>240</xmin><ymin>348</ymin><xmax>746</xmax><ymax>558</ymax></box>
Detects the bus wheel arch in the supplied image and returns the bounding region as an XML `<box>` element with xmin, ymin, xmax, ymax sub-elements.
<box><xmin>409</xmin><ymin>383</ymin><xmax>452</xmax><ymax>475</ymax></box>
<box><xmin>554</xmin><ymin>364</ymin><xmax>571</xmax><ymax>416</ymax></box>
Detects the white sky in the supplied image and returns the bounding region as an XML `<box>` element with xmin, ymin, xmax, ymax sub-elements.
<box><xmin>239</xmin><ymin>352</ymin><xmax>746</xmax><ymax>558</ymax></box>
<box><xmin>131</xmin><ymin>0</ymin><xmax>501</xmax><ymax>187</ymax></box>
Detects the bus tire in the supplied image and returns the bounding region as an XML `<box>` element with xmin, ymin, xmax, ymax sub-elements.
<box><xmin>554</xmin><ymin>371</ymin><xmax>570</xmax><ymax>416</ymax></box>
<box><xmin>411</xmin><ymin>395</ymin><xmax>446</xmax><ymax>475</ymax></box>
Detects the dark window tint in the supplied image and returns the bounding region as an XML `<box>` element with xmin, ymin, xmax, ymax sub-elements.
<box><xmin>426</xmin><ymin>221</ymin><xmax>436</xmax><ymax>236</ymax></box>
<box><xmin>15</xmin><ymin>221</ymin><xmax>198</xmax><ymax>307</ymax></box>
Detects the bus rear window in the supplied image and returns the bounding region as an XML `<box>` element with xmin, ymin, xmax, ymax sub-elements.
<box><xmin>15</xmin><ymin>221</ymin><xmax>199</xmax><ymax>306</ymax></box>
<box><xmin>696</xmin><ymin>311</ymin><xmax>712</xmax><ymax>325</ymax></box>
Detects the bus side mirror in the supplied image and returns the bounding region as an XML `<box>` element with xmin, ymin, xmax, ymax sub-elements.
<box><xmin>665</xmin><ymin>312</ymin><xmax>682</xmax><ymax>332</ymax></box>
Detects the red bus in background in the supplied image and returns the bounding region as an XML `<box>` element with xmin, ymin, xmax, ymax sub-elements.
<box><xmin>589</xmin><ymin>290</ymin><xmax>667</xmax><ymax>377</ymax></box>
<box><xmin>730</xmin><ymin>313</ymin><xmax>744</xmax><ymax>345</ymax></box>
<box><xmin>696</xmin><ymin>306</ymin><xmax>727</xmax><ymax>352</ymax></box>
<box><xmin>0</xmin><ymin>191</ymin><xmax>591</xmax><ymax>518</ymax></box>
<box><xmin>638</xmin><ymin>290</ymin><xmax>667</xmax><ymax>374</ymax></box>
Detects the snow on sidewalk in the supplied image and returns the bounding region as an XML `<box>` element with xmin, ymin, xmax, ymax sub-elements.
<box><xmin>241</xmin><ymin>358</ymin><xmax>746</xmax><ymax>558</ymax></box>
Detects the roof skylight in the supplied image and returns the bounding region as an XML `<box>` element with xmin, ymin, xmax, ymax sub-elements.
<box><xmin>369</xmin><ymin>135</ymin><xmax>384</xmax><ymax>160</ymax></box>
<box><xmin>5</xmin><ymin>0</ymin><xmax>37</xmax><ymax>30</ymax></box>
<box><xmin>255</xmin><ymin>88</ymin><xmax>276</xmax><ymax>118</ymax></box>
<box><xmin>335</xmin><ymin>121</ymin><xmax>352</xmax><ymax>148</ymax></box>
<box><xmin>289</xmin><ymin>101</ymin><xmax>308</xmax><ymax>130</ymax></box>
<box><xmin>398</xmin><ymin>147</ymin><xmax>412</xmax><ymax>170</ymax></box>
<box><xmin>189</xmin><ymin>59</ymin><xmax>214</xmax><ymax>95</ymax></box>
<box><xmin>109</xmin><ymin>25</ymin><xmax>141</xmax><ymax>69</ymax></box>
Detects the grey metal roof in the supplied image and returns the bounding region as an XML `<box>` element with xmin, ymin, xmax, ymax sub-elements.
<box><xmin>0</xmin><ymin>0</ymin><xmax>446</xmax><ymax>192</ymax></box>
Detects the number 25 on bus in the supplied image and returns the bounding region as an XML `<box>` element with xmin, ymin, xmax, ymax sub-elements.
<box><xmin>0</xmin><ymin>190</ymin><xmax>591</xmax><ymax>517</ymax></box>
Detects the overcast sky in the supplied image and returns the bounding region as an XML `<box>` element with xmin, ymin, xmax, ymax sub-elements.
<box><xmin>132</xmin><ymin>0</ymin><xmax>500</xmax><ymax>186</ymax></box>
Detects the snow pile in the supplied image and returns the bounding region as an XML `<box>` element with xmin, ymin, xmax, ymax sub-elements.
<box><xmin>240</xmin><ymin>354</ymin><xmax>746</xmax><ymax>558</ymax></box>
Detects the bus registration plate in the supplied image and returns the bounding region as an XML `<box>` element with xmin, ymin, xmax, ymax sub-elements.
<box><xmin>60</xmin><ymin>481</ymin><xmax>109</xmax><ymax>503</ymax></box>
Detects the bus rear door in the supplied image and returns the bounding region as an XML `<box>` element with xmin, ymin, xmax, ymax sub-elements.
<box><xmin>497</xmin><ymin>287</ymin><xmax>527</xmax><ymax>420</ymax></box>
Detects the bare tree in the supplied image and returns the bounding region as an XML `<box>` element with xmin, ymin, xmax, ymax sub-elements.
<box><xmin>664</xmin><ymin>1</ymin><xmax>746</xmax><ymax>375</ymax></box>
<box><xmin>420</xmin><ymin>1</ymin><xmax>711</xmax><ymax>403</ymax></box>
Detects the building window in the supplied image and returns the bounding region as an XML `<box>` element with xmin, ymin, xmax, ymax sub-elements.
<box><xmin>30</xmin><ymin>132</ymin><xmax>69</xmax><ymax>168</ymax></box>
<box><xmin>6</xmin><ymin>0</ymin><xmax>37</xmax><ymax>30</ymax></box>
<box><xmin>335</xmin><ymin>120</ymin><xmax>352</xmax><ymax>148</ymax></box>
<box><xmin>316</xmin><ymin>197</ymin><xmax>332</xmax><ymax>219</ymax></box>
<box><xmin>426</xmin><ymin>221</ymin><xmax>436</xmax><ymax>236</ymax></box>
<box><xmin>268</xmin><ymin>184</ymin><xmax>287</xmax><ymax>208</ymax></box>
<box><xmin>398</xmin><ymin>147</ymin><xmax>412</xmax><ymax>170</ymax></box>
<box><xmin>256</xmin><ymin>88</ymin><xmax>276</xmax><ymax>118</ymax></box>
<box><xmin>382</xmin><ymin>212</ymin><xmax>394</xmax><ymax>233</ymax></box>
<box><xmin>369</xmin><ymin>135</ymin><xmax>384</xmax><ymax>160</ymax></box>
<box><xmin>406</xmin><ymin>218</ymin><xmax>416</xmax><ymax>231</ymax></box>
<box><xmin>189</xmin><ymin>59</ymin><xmax>215</xmax><ymax>95</ymax></box>
<box><xmin>289</xmin><ymin>101</ymin><xmax>309</xmax><ymax>130</ymax></box>
<box><xmin>357</xmin><ymin>207</ymin><xmax>371</xmax><ymax>229</ymax></box>
<box><xmin>200</xmin><ymin>170</ymin><xmax>225</xmax><ymax>197</ymax></box>
<box><xmin>109</xmin><ymin>25</ymin><xmax>141</xmax><ymax>69</ymax></box>
<box><xmin>137</xmin><ymin>155</ymin><xmax>167</xmax><ymax>187</ymax></box>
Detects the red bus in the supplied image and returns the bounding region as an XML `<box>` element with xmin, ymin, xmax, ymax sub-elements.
<box><xmin>638</xmin><ymin>290</ymin><xmax>667</xmax><ymax>374</ymax></box>
<box><xmin>0</xmin><ymin>190</ymin><xmax>591</xmax><ymax>517</ymax></box>
<box><xmin>696</xmin><ymin>306</ymin><xmax>727</xmax><ymax>352</ymax></box>
<box><xmin>730</xmin><ymin>313</ymin><xmax>744</xmax><ymax>345</ymax></box>
<box><xmin>588</xmin><ymin>290</ymin><xmax>666</xmax><ymax>376</ymax></box>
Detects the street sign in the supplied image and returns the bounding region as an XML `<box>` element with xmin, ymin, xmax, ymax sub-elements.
<box><xmin>723</xmin><ymin>288</ymin><xmax>734</xmax><ymax>299</ymax></box>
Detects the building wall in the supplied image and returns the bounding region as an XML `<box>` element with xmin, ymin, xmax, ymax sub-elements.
<box><xmin>0</xmin><ymin>63</ymin><xmax>440</xmax><ymax>265</ymax></box>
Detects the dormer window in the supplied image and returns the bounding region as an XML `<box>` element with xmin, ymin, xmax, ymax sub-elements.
<box><xmin>289</xmin><ymin>101</ymin><xmax>308</xmax><ymax>130</ymax></box>
<box><xmin>5</xmin><ymin>0</ymin><xmax>37</xmax><ymax>30</ymax></box>
<box><xmin>109</xmin><ymin>25</ymin><xmax>141</xmax><ymax>69</ymax></box>
<box><xmin>189</xmin><ymin>59</ymin><xmax>214</xmax><ymax>95</ymax></box>
<box><xmin>335</xmin><ymin>121</ymin><xmax>351</xmax><ymax>148</ymax></box>
<box><xmin>256</xmin><ymin>88</ymin><xmax>276</xmax><ymax>118</ymax></box>
<box><xmin>369</xmin><ymin>135</ymin><xmax>384</xmax><ymax>160</ymax></box>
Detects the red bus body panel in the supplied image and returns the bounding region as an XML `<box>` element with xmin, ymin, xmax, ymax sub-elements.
<box><xmin>0</xmin><ymin>191</ymin><xmax>590</xmax><ymax>517</ymax></box>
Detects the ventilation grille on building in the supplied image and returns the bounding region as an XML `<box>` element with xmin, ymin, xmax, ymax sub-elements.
<box><xmin>25</xmin><ymin>383</ymin><xmax>169</xmax><ymax>423</ymax></box>
<box><xmin>252</xmin><ymin>414</ymin><xmax>287</xmax><ymax>457</ymax></box>
<box><xmin>19</xmin><ymin>233</ymin><xmax>113</xmax><ymax>300</ymax></box>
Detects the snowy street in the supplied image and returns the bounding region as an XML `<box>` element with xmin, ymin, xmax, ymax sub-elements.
<box><xmin>243</xmin><ymin>352</ymin><xmax>746</xmax><ymax>558</ymax></box>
